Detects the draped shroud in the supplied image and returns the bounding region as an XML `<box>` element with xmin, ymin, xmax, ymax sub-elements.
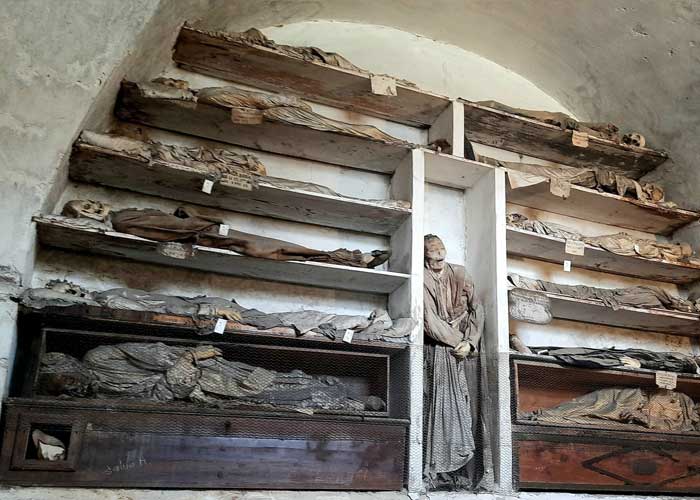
<box><xmin>423</xmin><ymin>262</ymin><xmax>484</xmax><ymax>489</ymax></box>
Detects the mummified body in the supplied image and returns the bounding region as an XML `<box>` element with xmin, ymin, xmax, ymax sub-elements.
<box><xmin>19</xmin><ymin>281</ymin><xmax>413</xmax><ymax>344</ymax></box>
<box><xmin>39</xmin><ymin>342</ymin><xmax>383</xmax><ymax>412</ymax></box>
<box><xmin>474</xmin><ymin>100</ymin><xmax>634</xmax><ymax>144</ymax></box>
<box><xmin>423</xmin><ymin>234</ymin><xmax>485</xmax><ymax>490</ymax></box>
<box><xmin>526</xmin><ymin>387</ymin><xmax>700</xmax><ymax>433</ymax></box>
<box><xmin>507</xmin><ymin>213</ymin><xmax>698</xmax><ymax>265</ymax></box>
<box><xmin>60</xmin><ymin>201</ymin><xmax>389</xmax><ymax>269</ymax></box>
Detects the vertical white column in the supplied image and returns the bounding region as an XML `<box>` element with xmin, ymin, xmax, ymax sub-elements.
<box><xmin>428</xmin><ymin>100</ymin><xmax>465</xmax><ymax>158</ymax></box>
<box><xmin>464</xmin><ymin>166</ymin><xmax>512</xmax><ymax>493</ymax></box>
<box><xmin>389</xmin><ymin>149</ymin><xmax>425</xmax><ymax>494</ymax></box>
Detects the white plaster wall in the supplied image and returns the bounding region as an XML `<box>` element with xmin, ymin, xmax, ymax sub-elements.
<box><xmin>424</xmin><ymin>183</ymin><xmax>465</xmax><ymax>267</ymax></box>
<box><xmin>264</xmin><ymin>22</ymin><xmax>575</xmax><ymax>111</ymax></box>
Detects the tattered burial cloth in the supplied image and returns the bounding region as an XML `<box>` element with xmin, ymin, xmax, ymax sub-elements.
<box><xmin>221</xmin><ymin>27</ymin><xmax>364</xmax><ymax>72</ymax></box>
<box><xmin>110</xmin><ymin>206</ymin><xmax>389</xmax><ymax>268</ymax></box>
<box><xmin>498</xmin><ymin>160</ymin><xmax>667</xmax><ymax>205</ymax></box>
<box><xmin>527</xmin><ymin>387</ymin><xmax>699</xmax><ymax>433</ymax></box>
<box><xmin>475</xmin><ymin>100</ymin><xmax>621</xmax><ymax>142</ymax></box>
<box><xmin>80</xmin><ymin>130</ymin><xmax>267</xmax><ymax>178</ymax></box>
<box><xmin>506</xmin><ymin>213</ymin><xmax>696</xmax><ymax>263</ymax></box>
<box><xmin>80</xmin><ymin>131</ymin><xmax>410</xmax><ymax>210</ymax></box>
<box><xmin>532</xmin><ymin>347</ymin><xmax>700</xmax><ymax>374</ymax></box>
<box><xmin>196</xmin><ymin>86</ymin><xmax>411</xmax><ymax>146</ymax></box>
<box><xmin>19</xmin><ymin>283</ymin><xmax>412</xmax><ymax>344</ymax></box>
<box><xmin>49</xmin><ymin>342</ymin><xmax>366</xmax><ymax>411</ymax></box>
<box><xmin>423</xmin><ymin>263</ymin><xmax>484</xmax><ymax>479</ymax></box>
<box><xmin>508</xmin><ymin>273</ymin><xmax>697</xmax><ymax>313</ymax></box>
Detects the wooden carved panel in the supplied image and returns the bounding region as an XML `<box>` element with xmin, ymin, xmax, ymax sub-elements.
<box><xmin>517</xmin><ymin>437</ymin><xmax>700</xmax><ymax>493</ymax></box>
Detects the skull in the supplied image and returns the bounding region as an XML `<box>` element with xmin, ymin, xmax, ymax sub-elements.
<box><xmin>61</xmin><ymin>199</ymin><xmax>111</xmax><ymax>222</ymax></box>
<box><xmin>45</xmin><ymin>279</ymin><xmax>91</xmax><ymax>298</ymax></box>
<box><xmin>424</xmin><ymin>234</ymin><xmax>447</xmax><ymax>273</ymax></box>
<box><xmin>151</xmin><ymin>77</ymin><xmax>190</xmax><ymax>90</ymax></box>
<box><xmin>623</xmin><ymin>132</ymin><xmax>646</xmax><ymax>148</ymax></box>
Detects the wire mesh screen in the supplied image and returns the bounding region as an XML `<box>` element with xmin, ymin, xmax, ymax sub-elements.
<box><xmin>32</xmin><ymin>328</ymin><xmax>412</xmax><ymax>420</ymax></box>
<box><xmin>512</xmin><ymin>357</ymin><xmax>700</xmax><ymax>436</ymax></box>
<box><xmin>422</xmin><ymin>346</ymin><xmax>494</xmax><ymax>492</ymax></box>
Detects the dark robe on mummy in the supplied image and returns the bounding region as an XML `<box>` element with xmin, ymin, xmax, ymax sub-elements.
<box><xmin>39</xmin><ymin>342</ymin><xmax>374</xmax><ymax>412</ymax></box>
<box><xmin>532</xmin><ymin>347</ymin><xmax>700</xmax><ymax>374</ymax></box>
<box><xmin>109</xmin><ymin>206</ymin><xmax>388</xmax><ymax>268</ymax></box>
<box><xmin>527</xmin><ymin>387</ymin><xmax>699</xmax><ymax>433</ymax></box>
<box><xmin>423</xmin><ymin>263</ymin><xmax>484</xmax><ymax>486</ymax></box>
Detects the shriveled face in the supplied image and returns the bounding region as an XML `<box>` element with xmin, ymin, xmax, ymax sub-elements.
<box><xmin>38</xmin><ymin>352</ymin><xmax>93</xmax><ymax>397</ymax></box>
<box><xmin>425</xmin><ymin>236</ymin><xmax>447</xmax><ymax>272</ymax></box>
<box><xmin>61</xmin><ymin>200</ymin><xmax>111</xmax><ymax>222</ymax></box>
<box><xmin>46</xmin><ymin>280</ymin><xmax>90</xmax><ymax>297</ymax></box>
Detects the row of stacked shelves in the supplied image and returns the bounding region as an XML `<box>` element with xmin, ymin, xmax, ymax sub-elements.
<box><xmin>2</xmin><ymin>21</ymin><xmax>690</xmax><ymax>496</ymax></box>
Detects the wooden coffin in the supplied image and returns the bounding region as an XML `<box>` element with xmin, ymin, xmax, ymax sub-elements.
<box><xmin>0</xmin><ymin>398</ymin><xmax>407</xmax><ymax>489</ymax></box>
<box><xmin>512</xmin><ymin>356</ymin><xmax>700</xmax><ymax>494</ymax></box>
<box><xmin>515</xmin><ymin>425</ymin><xmax>700</xmax><ymax>494</ymax></box>
<box><xmin>16</xmin><ymin>327</ymin><xmax>401</xmax><ymax>419</ymax></box>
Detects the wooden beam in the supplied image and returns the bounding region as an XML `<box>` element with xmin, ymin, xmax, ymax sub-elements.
<box><xmin>422</xmin><ymin>149</ymin><xmax>495</xmax><ymax>189</ymax></box>
<box><xmin>511</xmin><ymin>289</ymin><xmax>700</xmax><ymax>337</ymax></box>
<box><xmin>34</xmin><ymin>217</ymin><xmax>410</xmax><ymax>295</ymax></box>
<box><xmin>507</xmin><ymin>179</ymin><xmax>699</xmax><ymax>236</ymax></box>
<box><xmin>69</xmin><ymin>142</ymin><xmax>411</xmax><ymax>236</ymax></box>
<box><xmin>427</xmin><ymin>100</ymin><xmax>464</xmax><ymax>156</ymax></box>
<box><xmin>507</xmin><ymin>227</ymin><xmax>700</xmax><ymax>284</ymax></box>
<box><xmin>116</xmin><ymin>81</ymin><xmax>413</xmax><ymax>174</ymax></box>
<box><xmin>172</xmin><ymin>25</ymin><xmax>450</xmax><ymax>128</ymax></box>
<box><xmin>0</xmin><ymin>399</ymin><xmax>408</xmax><ymax>490</ymax></box>
<box><xmin>463</xmin><ymin>100</ymin><xmax>668</xmax><ymax>178</ymax></box>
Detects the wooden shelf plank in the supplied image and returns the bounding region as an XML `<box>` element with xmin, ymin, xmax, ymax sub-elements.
<box><xmin>172</xmin><ymin>26</ymin><xmax>451</xmax><ymax>128</ymax></box>
<box><xmin>463</xmin><ymin>100</ymin><xmax>668</xmax><ymax>178</ymax></box>
<box><xmin>511</xmin><ymin>353</ymin><xmax>700</xmax><ymax>381</ymax></box>
<box><xmin>19</xmin><ymin>304</ymin><xmax>407</xmax><ymax>352</ymax></box>
<box><xmin>422</xmin><ymin>149</ymin><xmax>495</xmax><ymax>189</ymax></box>
<box><xmin>507</xmin><ymin>227</ymin><xmax>700</xmax><ymax>284</ymax></box>
<box><xmin>507</xmin><ymin>180</ymin><xmax>699</xmax><ymax>236</ymax></box>
<box><xmin>34</xmin><ymin>218</ymin><xmax>409</xmax><ymax>294</ymax></box>
<box><xmin>511</xmin><ymin>288</ymin><xmax>700</xmax><ymax>337</ymax></box>
<box><xmin>116</xmin><ymin>82</ymin><xmax>414</xmax><ymax>174</ymax></box>
<box><xmin>69</xmin><ymin>142</ymin><xmax>411</xmax><ymax>236</ymax></box>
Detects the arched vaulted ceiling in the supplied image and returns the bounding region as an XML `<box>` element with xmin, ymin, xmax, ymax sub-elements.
<box><xmin>191</xmin><ymin>0</ymin><xmax>700</xmax><ymax>207</ymax></box>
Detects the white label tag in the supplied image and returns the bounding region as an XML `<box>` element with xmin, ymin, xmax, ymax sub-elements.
<box><xmin>508</xmin><ymin>289</ymin><xmax>553</xmax><ymax>325</ymax></box>
<box><xmin>214</xmin><ymin>318</ymin><xmax>227</xmax><ymax>334</ymax></box>
<box><xmin>202</xmin><ymin>179</ymin><xmax>214</xmax><ymax>194</ymax></box>
<box><xmin>370</xmin><ymin>75</ymin><xmax>397</xmax><ymax>96</ymax></box>
<box><xmin>549</xmin><ymin>178</ymin><xmax>571</xmax><ymax>199</ymax></box>
<box><xmin>565</xmin><ymin>239</ymin><xmax>585</xmax><ymax>256</ymax></box>
<box><xmin>218</xmin><ymin>224</ymin><xmax>229</xmax><ymax>236</ymax></box>
<box><xmin>342</xmin><ymin>329</ymin><xmax>354</xmax><ymax>344</ymax></box>
<box><xmin>221</xmin><ymin>170</ymin><xmax>254</xmax><ymax>191</ymax></box>
<box><xmin>572</xmin><ymin>130</ymin><xmax>589</xmax><ymax>148</ymax></box>
<box><xmin>563</xmin><ymin>260</ymin><xmax>572</xmax><ymax>272</ymax></box>
<box><xmin>656</xmin><ymin>371</ymin><xmax>677</xmax><ymax>390</ymax></box>
<box><xmin>156</xmin><ymin>242</ymin><xmax>194</xmax><ymax>260</ymax></box>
